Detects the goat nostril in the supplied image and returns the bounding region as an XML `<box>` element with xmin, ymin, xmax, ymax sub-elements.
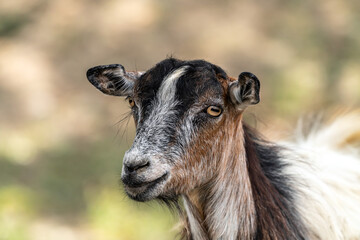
<box><xmin>125</xmin><ymin>161</ymin><xmax>150</xmax><ymax>173</ymax></box>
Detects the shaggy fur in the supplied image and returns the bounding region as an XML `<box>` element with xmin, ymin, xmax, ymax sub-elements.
<box><xmin>87</xmin><ymin>58</ymin><xmax>360</xmax><ymax>240</ymax></box>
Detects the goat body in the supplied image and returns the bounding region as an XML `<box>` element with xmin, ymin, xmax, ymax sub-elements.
<box><xmin>87</xmin><ymin>58</ymin><xmax>360</xmax><ymax>239</ymax></box>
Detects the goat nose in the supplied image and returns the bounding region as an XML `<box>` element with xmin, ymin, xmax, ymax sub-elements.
<box><xmin>124</xmin><ymin>160</ymin><xmax>150</xmax><ymax>173</ymax></box>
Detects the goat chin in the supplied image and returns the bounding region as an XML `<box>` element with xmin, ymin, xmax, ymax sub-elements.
<box><xmin>123</xmin><ymin>173</ymin><xmax>169</xmax><ymax>202</ymax></box>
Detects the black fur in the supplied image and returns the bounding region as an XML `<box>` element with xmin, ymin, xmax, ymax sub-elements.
<box><xmin>87</xmin><ymin>64</ymin><xmax>124</xmax><ymax>94</ymax></box>
<box><xmin>134</xmin><ymin>58</ymin><xmax>227</xmax><ymax>147</ymax></box>
<box><xmin>244</xmin><ymin>124</ymin><xmax>309</xmax><ymax>239</ymax></box>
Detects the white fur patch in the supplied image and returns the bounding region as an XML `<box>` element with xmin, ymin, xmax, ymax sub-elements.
<box><xmin>281</xmin><ymin>112</ymin><xmax>360</xmax><ymax>239</ymax></box>
<box><xmin>125</xmin><ymin>66</ymin><xmax>189</xmax><ymax>162</ymax></box>
<box><xmin>158</xmin><ymin>66</ymin><xmax>188</xmax><ymax>102</ymax></box>
<box><xmin>183</xmin><ymin>196</ymin><xmax>208</xmax><ymax>240</ymax></box>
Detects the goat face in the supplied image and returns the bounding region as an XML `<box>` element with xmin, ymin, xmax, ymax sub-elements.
<box><xmin>87</xmin><ymin>58</ymin><xmax>260</xmax><ymax>201</ymax></box>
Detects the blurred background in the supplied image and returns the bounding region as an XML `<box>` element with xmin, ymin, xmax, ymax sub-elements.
<box><xmin>0</xmin><ymin>0</ymin><xmax>359</xmax><ymax>239</ymax></box>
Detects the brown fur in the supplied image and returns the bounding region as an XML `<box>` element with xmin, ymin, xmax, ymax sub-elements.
<box><xmin>173</xmin><ymin>76</ymin><xmax>301</xmax><ymax>239</ymax></box>
<box><xmin>169</xmin><ymin>103</ymin><xmax>258</xmax><ymax>239</ymax></box>
<box><xmin>244</xmin><ymin>128</ymin><xmax>294</xmax><ymax>240</ymax></box>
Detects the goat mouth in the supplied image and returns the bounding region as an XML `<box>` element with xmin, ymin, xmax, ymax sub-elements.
<box><xmin>124</xmin><ymin>173</ymin><xmax>169</xmax><ymax>201</ymax></box>
<box><xmin>126</xmin><ymin>173</ymin><xmax>168</xmax><ymax>188</ymax></box>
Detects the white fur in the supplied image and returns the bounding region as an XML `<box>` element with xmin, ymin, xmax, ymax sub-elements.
<box><xmin>281</xmin><ymin>112</ymin><xmax>360</xmax><ymax>239</ymax></box>
<box><xmin>183</xmin><ymin>196</ymin><xmax>208</xmax><ymax>240</ymax></box>
<box><xmin>158</xmin><ymin>67</ymin><xmax>188</xmax><ymax>102</ymax></box>
<box><xmin>125</xmin><ymin>67</ymin><xmax>188</xmax><ymax>163</ymax></box>
<box><xmin>109</xmin><ymin>68</ymin><xmax>142</xmax><ymax>95</ymax></box>
<box><xmin>205</xmin><ymin>129</ymin><xmax>256</xmax><ymax>240</ymax></box>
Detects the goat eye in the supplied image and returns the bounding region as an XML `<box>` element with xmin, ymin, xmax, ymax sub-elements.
<box><xmin>128</xmin><ymin>97</ymin><xmax>135</xmax><ymax>108</ymax></box>
<box><xmin>206</xmin><ymin>106</ymin><xmax>222</xmax><ymax>117</ymax></box>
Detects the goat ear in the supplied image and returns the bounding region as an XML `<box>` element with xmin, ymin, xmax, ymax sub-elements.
<box><xmin>229</xmin><ymin>72</ymin><xmax>260</xmax><ymax>109</ymax></box>
<box><xmin>86</xmin><ymin>64</ymin><xmax>143</xmax><ymax>96</ymax></box>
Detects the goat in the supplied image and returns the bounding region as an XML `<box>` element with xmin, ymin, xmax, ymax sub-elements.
<box><xmin>86</xmin><ymin>58</ymin><xmax>360</xmax><ymax>240</ymax></box>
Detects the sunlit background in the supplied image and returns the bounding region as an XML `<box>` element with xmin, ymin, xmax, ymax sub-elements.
<box><xmin>0</xmin><ymin>0</ymin><xmax>359</xmax><ymax>239</ymax></box>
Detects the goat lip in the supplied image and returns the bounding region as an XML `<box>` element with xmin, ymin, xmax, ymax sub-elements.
<box><xmin>125</xmin><ymin>173</ymin><xmax>168</xmax><ymax>189</ymax></box>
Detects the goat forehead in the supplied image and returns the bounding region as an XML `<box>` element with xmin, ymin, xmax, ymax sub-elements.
<box><xmin>175</xmin><ymin>71</ymin><xmax>223</xmax><ymax>103</ymax></box>
<box><xmin>130</xmin><ymin>60</ymin><xmax>227</xmax><ymax>155</ymax></box>
<box><xmin>134</xmin><ymin>60</ymin><xmax>225</xmax><ymax>106</ymax></box>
